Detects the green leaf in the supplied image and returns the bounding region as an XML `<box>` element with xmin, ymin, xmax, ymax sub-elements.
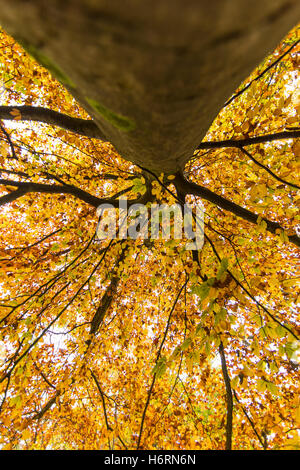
<box><xmin>16</xmin><ymin>366</ymin><xmax>24</xmax><ymax>377</ymax></box>
<box><xmin>51</xmin><ymin>243</ymin><xmax>60</xmax><ymax>252</ymax></box>
<box><xmin>152</xmin><ymin>356</ymin><xmax>167</xmax><ymax>378</ymax></box>
<box><xmin>180</xmin><ymin>337</ymin><xmax>192</xmax><ymax>351</ymax></box>
<box><xmin>191</xmin><ymin>283</ymin><xmax>210</xmax><ymax>300</ymax></box>
<box><xmin>285</xmin><ymin>341</ymin><xmax>300</xmax><ymax>360</ymax></box>
<box><xmin>266</xmin><ymin>381</ymin><xmax>279</xmax><ymax>396</ymax></box>
<box><xmin>132</xmin><ymin>178</ymin><xmax>146</xmax><ymax>194</ymax></box>
<box><xmin>214</xmin><ymin>307</ymin><xmax>227</xmax><ymax>325</ymax></box>
<box><xmin>275</xmin><ymin>324</ymin><xmax>287</xmax><ymax>338</ymax></box>
<box><xmin>170</xmin><ymin>345</ymin><xmax>182</xmax><ymax>361</ymax></box>
<box><xmin>216</xmin><ymin>258</ymin><xmax>228</xmax><ymax>280</ymax></box>
<box><xmin>195</xmin><ymin>324</ymin><xmax>205</xmax><ymax>337</ymax></box>
<box><xmin>11</xmin><ymin>395</ymin><xmax>22</xmax><ymax>409</ymax></box>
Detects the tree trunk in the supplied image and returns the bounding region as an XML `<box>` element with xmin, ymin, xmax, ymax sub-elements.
<box><xmin>0</xmin><ymin>0</ymin><xmax>299</xmax><ymax>173</ymax></box>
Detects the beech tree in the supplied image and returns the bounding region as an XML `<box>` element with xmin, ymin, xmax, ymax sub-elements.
<box><xmin>0</xmin><ymin>1</ymin><xmax>299</xmax><ymax>450</ymax></box>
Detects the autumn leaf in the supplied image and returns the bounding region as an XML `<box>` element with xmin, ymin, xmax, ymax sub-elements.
<box><xmin>9</xmin><ymin>108</ymin><xmax>22</xmax><ymax>120</ymax></box>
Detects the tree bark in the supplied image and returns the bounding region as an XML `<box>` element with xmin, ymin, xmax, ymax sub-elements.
<box><xmin>0</xmin><ymin>1</ymin><xmax>299</xmax><ymax>173</ymax></box>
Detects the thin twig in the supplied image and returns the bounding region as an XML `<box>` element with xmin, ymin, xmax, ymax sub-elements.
<box><xmin>90</xmin><ymin>369</ymin><xmax>113</xmax><ymax>431</ymax></box>
<box><xmin>218</xmin><ymin>341</ymin><xmax>233</xmax><ymax>450</ymax></box>
<box><xmin>240</xmin><ymin>147</ymin><xmax>300</xmax><ymax>190</ymax></box>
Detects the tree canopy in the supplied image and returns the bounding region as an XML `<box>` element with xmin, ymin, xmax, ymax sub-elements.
<box><xmin>0</xmin><ymin>9</ymin><xmax>299</xmax><ymax>451</ymax></box>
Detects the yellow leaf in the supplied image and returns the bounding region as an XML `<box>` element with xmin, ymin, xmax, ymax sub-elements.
<box><xmin>9</xmin><ymin>108</ymin><xmax>22</xmax><ymax>120</ymax></box>
<box><xmin>22</xmin><ymin>429</ymin><xmax>31</xmax><ymax>440</ymax></box>
<box><xmin>257</xmin><ymin>378</ymin><xmax>267</xmax><ymax>392</ymax></box>
<box><xmin>231</xmin><ymin>376</ymin><xmax>239</xmax><ymax>389</ymax></box>
<box><xmin>294</xmin><ymin>406</ymin><xmax>300</xmax><ymax>426</ymax></box>
<box><xmin>242</xmin><ymin>365</ymin><xmax>254</xmax><ymax>377</ymax></box>
<box><xmin>286</xmin><ymin>116</ymin><xmax>298</xmax><ymax>124</ymax></box>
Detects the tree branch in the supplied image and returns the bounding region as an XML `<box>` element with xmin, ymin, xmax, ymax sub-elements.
<box><xmin>90</xmin><ymin>369</ymin><xmax>113</xmax><ymax>431</ymax></box>
<box><xmin>196</xmin><ymin>130</ymin><xmax>300</xmax><ymax>151</ymax></box>
<box><xmin>0</xmin><ymin>178</ymin><xmax>141</xmax><ymax>209</ymax></box>
<box><xmin>0</xmin><ymin>241</ymin><xmax>113</xmax><ymax>383</ymax></box>
<box><xmin>0</xmin><ymin>105</ymin><xmax>107</xmax><ymax>140</ymax></box>
<box><xmin>0</xmin><ymin>187</ymin><xmax>27</xmax><ymax>206</ymax></box>
<box><xmin>204</xmin><ymin>231</ymin><xmax>299</xmax><ymax>341</ymax></box>
<box><xmin>86</xmin><ymin>244</ymin><xmax>129</xmax><ymax>345</ymax></box>
<box><xmin>174</xmin><ymin>173</ymin><xmax>300</xmax><ymax>248</ymax></box>
<box><xmin>233</xmin><ymin>389</ymin><xmax>265</xmax><ymax>449</ymax></box>
<box><xmin>32</xmin><ymin>391</ymin><xmax>60</xmax><ymax>420</ymax></box>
